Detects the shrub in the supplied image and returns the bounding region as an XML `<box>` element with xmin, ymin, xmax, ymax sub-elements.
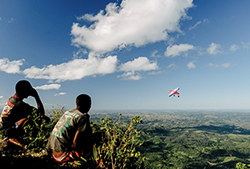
<box><xmin>23</xmin><ymin>106</ymin><xmax>65</xmax><ymax>152</ymax></box>
<box><xmin>236</xmin><ymin>162</ymin><xmax>250</xmax><ymax>169</ymax></box>
<box><xmin>23</xmin><ymin>108</ymin><xmax>145</xmax><ymax>168</ymax></box>
<box><xmin>91</xmin><ymin>113</ymin><xmax>145</xmax><ymax>169</ymax></box>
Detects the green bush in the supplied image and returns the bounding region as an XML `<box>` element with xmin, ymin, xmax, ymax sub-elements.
<box><xmin>23</xmin><ymin>108</ymin><xmax>144</xmax><ymax>168</ymax></box>
<box><xmin>91</xmin><ymin>114</ymin><xmax>145</xmax><ymax>169</ymax></box>
<box><xmin>23</xmin><ymin>108</ymin><xmax>49</xmax><ymax>152</ymax></box>
<box><xmin>236</xmin><ymin>162</ymin><xmax>250</xmax><ymax>169</ymax></box>
<box><xmin>23</xmin><ymin>106</ymin><xmax>65</xmax><ymax>152</ymax></box>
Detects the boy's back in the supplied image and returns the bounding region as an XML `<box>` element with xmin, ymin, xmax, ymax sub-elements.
<box><xmin>47</xmin><ymin>109</ymin><xmax>92</xmax><ymax>153</ymax></box>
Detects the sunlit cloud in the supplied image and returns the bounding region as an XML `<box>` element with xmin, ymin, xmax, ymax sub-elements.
<box><xmin>207</xmin><ymin>42</ymin><xmax>222</xmax><ymax>55</ymax></box>
<box><xmin>187</xmin><ymin>61</ymin><xmax>196</xmax><ymax>69</ymax></box>
<box><xmin>73</xmin><ymin>48</ymin><xmax>88</xmax><ymax>59</ymax></box>
<box><xmin>221</xmin><ymin>63</ymin><xmax>231</xmax><ymax>68</ymax></box>
<box><xmin>119</xmin><ymin>57</ymin><xmax>158</xmax><ymax>80</ymax></box>
<box><xmin>165</xmin><ymin>44</ymin><xmax>194</xmax><ymax>57</ymax></box>
<box><xmin>119</xmin><ymin>57</ymin><xmax>158</xmax><ymax>72</ymax></box>
<box><xmin>208</xmin><ymin>63</ymin><xmax>231</xmax><ymax>68</ymax></box>
<box><xmin>188</xmin><ymin>19</ymin><xmax>210</xmax><ymax>30</ymax></box>
<box><xmin>148</xmin><ymin>70</ymin><xmax>166</xmax><ymax>75</ymax></box>
<box><xmin>23</xmin><ymin>54</ymin><xmax>118</xmax><ymax>82</ymax></box>
<box><xmin>34</xmin><ymin>84</ymin><xmax>61</xmax><ymax>90</ymax></box>
<box><xmin>242</xmin><ymin>42</ymin><xmax>250</xmax><ymax>49</ymax></box>
<box><xmin>71</xmin><ymin>0</ymin><xmax>194</xmax><ymax>53</ymax></box>
<box><xmin>0</xmin><ymin>0</ymin><xmax>196</xmax><ymax>82</ymax></box>
<box><xmin>151</xmin><ymin>50</ymin><xmax>161</xmax><ymax>58</ymax></box>
<box><xmin>118</xmin><ymin>71</ymin><xmax>142</xmax><ymax>81</ymax></box>
<box><xmin>167</xmin><ymin>63</ymin><xmax>176</xmax><ymax>69</ymax></box>
<box><xmin>229</xmin><ymin>44</ymin><xmax>240</xmax><ymax>52</ymax></box>
<box><xmin>54</xmin><ymin>92</ymin><xmax>66</xmax><ymax>96</ymax></box>
<box><xmin>0</xmin><ymin>58</ymin><xmax>24</xmax><ymax>74</ymax></box>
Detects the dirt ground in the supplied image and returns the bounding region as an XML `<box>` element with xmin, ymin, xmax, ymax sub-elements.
<box><xmin>0</xmin><ymin>139</ymin><xmax>88</xmax><ymax>169</ymax></box>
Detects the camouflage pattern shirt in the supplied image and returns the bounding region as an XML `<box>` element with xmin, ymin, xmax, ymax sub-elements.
<box><xmin>47</xmin><ymin>109</ymin><xmax>92</xmax><ymax>152</ymax></box>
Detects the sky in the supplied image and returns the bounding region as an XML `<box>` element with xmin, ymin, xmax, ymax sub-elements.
<box><xmin>0</xmin><ymin>0</ymin><xmax>250</xmax><ymax>111</ymax></box>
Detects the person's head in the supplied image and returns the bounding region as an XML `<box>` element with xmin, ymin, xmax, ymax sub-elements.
<box><xmin>15</xmin><ymin>80</ymin><xmax>33</xmax><ymax>98</ymax></box>
<box><xmin>76</xmin><ymin>94</ymin><xmax>91</xmax><ymax>113</ymax></box>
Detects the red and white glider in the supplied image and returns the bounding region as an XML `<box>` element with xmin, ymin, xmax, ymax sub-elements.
<box><xmin>169</xmin><ymin>87</ymin><xmax>180</xmax><ymax>97</ymax></box>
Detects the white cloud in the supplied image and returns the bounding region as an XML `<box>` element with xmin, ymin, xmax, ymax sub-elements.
<box><xmin>23</xmin><ymin>54</ymin><xmax>118</xmax><ymax>82</ymax></box>
<box><xmin>189</xmin><ymin>21</ymin><xmax>202</xmax><ymax>31</ymax></box>
<box><xmin>34</xmin><ymin>84</ymin><xmax>61</xmax><ymax>90</ymax></box>
<box><xmin>242</xmin><ymin>42</ymin><xmax>250</xmax><ymax>49</ymax></box>
<box><xmin>0</xmin><ymin>58</ymin><xmax>24</xmax><ymax>74</ymax></box>
<box><xmin>148</xmin><ymin>71</ymin><xmax>166</xmax><ymax>75</ymax></box>
<box><xmin>187</xmin><ymin>61</ymin><xmax>196</xmax><ymax>69</ymax></box>
<box><xmin>119</xmin><ymin>57</ymin><xmax>158</xmax><ymax>80</ymax></box>
<box><xmin>73</xmin><ymin>48</ymin><xmax>88</xmax><ymax>59</ymax></box>
<box><xmin>165</xmin><ymin>44</ymin><xmax>194</xmax><ymax>57</ymax></box>
<box><xmin>221</xmin><ymin>63</ymin><xmax>231</xmax><ymax>68</ymax></box>
<box><xmin>208</xmin><ymin>63</ymin><xmax>220</xmax><ymax>67</ymax></box>
<box><xmin>207</xmin><ymin>42</ymin><xmax>222</xmax><ymax>55</ymax></box>
<box><xmin>151</xmin><ymin>50</ymin><xmax>161</xmax><ymax>58</ymax></box>
<box><xmin>71</xmin><ymin>0</ymin><xmax>194</xmax><ymax>53</ymax></box>
<box><xmin>1</xmin><ymin>0</ymin><xmax>195</xmax><ymax>82</ymax></box>
<box><xmin>118</xmin><ymin>71</ymin><xmax>142</xmax><ymax>81</ymax></box>
<box><xmin>54</xmin><ymin>92</ymin><xmax>66</xmax><ymax>96</ymax></box>
<box><xmin>167</xmin><ymin>63</ymin><xmax>176</xmax><ymax>69</ymax></box>
<box><xmin>229</xmin><ymin>44</ymin><xmax>239</xmax><ymax>52</ymax></box>
<box><xmin>188</xmin><ymin>19</ymin><xmax>209</xmax><ymax>30</ymax></box>
<box><xmin>0</xmin><ymin>96</ymin><xmax>3</xmax><ymax>99</ymax></box>
<box><xmin>208</xmin><ymin>63</ymin><xmax>231</xmax><ymax>68</ymax></box>
<box><xmin>208</xmin><ymin>63</ymin><xmax>218</xmax><ymax>68</ymax></box>
<box><xmin>119</xmin><ymin>57</ymin><xmax>158</xmax><ymax>72</ymax></box>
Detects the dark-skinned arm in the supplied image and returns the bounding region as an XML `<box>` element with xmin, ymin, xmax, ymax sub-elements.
<box><xmin>72</xmin><ymin>130</ymin><xmax>80</xmax><ymax>149</ymax></box>
<box><xmin>30</xmin><ymin>88</ymin><xmax>45</xmax><ymax>116</ymax></box>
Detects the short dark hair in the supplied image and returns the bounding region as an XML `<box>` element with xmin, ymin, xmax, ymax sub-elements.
<box><xmin>15</xmin><ymin>80</ymin><xmax>33</xmax><ymax>94</ymax></box>
<box><xmin>76</xmin><ymin>94</ymin><xmax>91</xmax><ymax>112</ymax></box>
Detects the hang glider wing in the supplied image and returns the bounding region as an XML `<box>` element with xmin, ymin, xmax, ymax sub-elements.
<box><xmin>169</xmin><ymin>87</ymin><xmax>180</xmax><ymax>97</ymax></box>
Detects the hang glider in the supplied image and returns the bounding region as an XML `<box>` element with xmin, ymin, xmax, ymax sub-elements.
<box><xmin>169</xmin><ymin>87</ymin><xmax>180</xmax><ymax>97</ymax></box>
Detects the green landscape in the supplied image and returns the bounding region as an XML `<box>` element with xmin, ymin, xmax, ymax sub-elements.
<box><xmin>1</xmin><ymin>109</ymin><xmax>250</xmax><ymax>168</ymax></box>
<box><xmin>90</xmin><ymin>110</ymin><xmax>250</xmax><ymax>168</ymax></box>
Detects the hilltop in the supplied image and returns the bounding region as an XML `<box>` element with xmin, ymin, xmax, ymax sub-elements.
<box><xmin>0</xmin><ymin>109</ymin><xmax>144</xmax><ymax>169</ymax></box>
<box><xmin>1</xmin><ymin>110</ymin><xmax>250</xmax><ymax>168</ymax></box>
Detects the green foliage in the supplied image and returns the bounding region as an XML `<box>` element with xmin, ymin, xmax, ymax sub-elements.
<box><xmin>50</xmin><ymin>106</ymin><xmax>66</xmax><ymax>126</ymax></box>
<box><xmin>23</xmin><ymin>106</ymin><xmax>65</xmax><ymax>152</ymax></box>
<box><xmin>91</xmin><ymin>113</ymin><xmax>145</xmax><ymax>169</ymax></box>
<box><xmin>22</xmin><ymin>108</ymin><xmax>145</xmax><ymax>168</ymax></box>
<box><xmin>236</xmin><ymin>162</ymin><xmax>250</xmax><ymax>169</ymax></box>
<box><xmin>23</xmin><ymin>108</ymin><xmax>50</xmax><ymax>152</ymax></box>
<box><xmin>90</xmin><ymin>111</ymin><xmax>250</xmax><ymax>169</ymax></box>
<box><xmin>133</xmin><ymin>111</ymin><xmax>250</xmax><ymax>169</ymax></box>
<box><xmin>4</xmin><ymin>109</ymin><xmax>250</xmax><ymax>168</ymax></box>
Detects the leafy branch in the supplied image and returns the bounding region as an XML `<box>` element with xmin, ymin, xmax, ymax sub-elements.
<box><xmin>92</xmin><ymin>114</ymin><xmax>144</xmax><ymax>169</ymax></box>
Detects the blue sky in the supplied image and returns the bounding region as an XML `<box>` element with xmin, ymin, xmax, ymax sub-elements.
<box><xmin>0</xmin><ymin>0</ymin><xmax>250</xmax><ymax>110</ymax></box>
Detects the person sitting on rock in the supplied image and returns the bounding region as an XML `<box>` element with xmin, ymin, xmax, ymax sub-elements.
<box><xmin>47</xmin><ymin>94</ymin><xmax>97</xmax><ymax>164</ymax></box>
<box><xmin>0</xmin><ymin>80</ymin><xmax>49</xmax><ymax>147</ymax></box>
